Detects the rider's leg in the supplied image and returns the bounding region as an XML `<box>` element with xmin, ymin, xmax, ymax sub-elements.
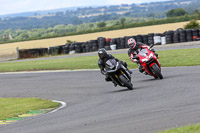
<box><xmin>105</xmin><ymin>74</ymin><xmax>117</xmax><ymax>87</ymax></box>
<box><xmin>137</xmin><ymin>63</ymin><xmax>144</xmax><ymax>73</ymax></box>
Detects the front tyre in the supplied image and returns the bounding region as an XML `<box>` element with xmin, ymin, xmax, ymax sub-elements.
<box><xmin>151</xmin><ymin>64</ymin><xmax>163</xmax><ymax>79</ymax></box>
<box><xmin>119</xmin><ymin>75</ymin><xmax>133</xmax><ymax>90</ymax></box>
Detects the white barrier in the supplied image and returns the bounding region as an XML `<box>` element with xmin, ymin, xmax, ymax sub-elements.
<box><xmin>69</xmin><ymin>50</ymin><xmax>75</xmax><ymax>54</ymax></box>
<box><xmin>154</xmin><ymin>36</ymin><xmax>161</xmax><ymax>45</ymax></box>
<box><xmin>161</xmin><ymin>37</ymin><xmax>166</xmax><ymax>45</ymax></box>
<box><xmin>110</xmin><ymin>44</ymin><xmax>116</xmax><ymax>50</ymax></box>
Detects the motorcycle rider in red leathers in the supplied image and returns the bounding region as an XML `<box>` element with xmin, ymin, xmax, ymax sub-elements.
<box><xmin>127</xmin><ymin>38</ymin><xmax>158</xmax><ymax>73</ymax></box>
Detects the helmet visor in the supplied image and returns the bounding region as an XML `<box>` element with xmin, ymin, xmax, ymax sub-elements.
<box><xmin>99</xmin><ymin>53</ymin><xmax>104</xmax><ymax>58</ymax></box>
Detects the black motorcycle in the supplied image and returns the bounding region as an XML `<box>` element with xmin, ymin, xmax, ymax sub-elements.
<box><xmin>105</xmin><ymin>59</ymin><xmax>133</xmax><ymax>90</ymax></box>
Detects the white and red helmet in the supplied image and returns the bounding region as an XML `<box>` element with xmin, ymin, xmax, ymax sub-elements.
<box><xmin>128</xmin><ymin>38</ymin><xmax>136</xmax><ymax>49</ymax></box>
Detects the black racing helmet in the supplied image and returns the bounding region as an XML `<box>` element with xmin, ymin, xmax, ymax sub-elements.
<box><xmin>98</xmin><ymin>48</ymin><xmax>107</xmax><ymax>59</ymax></box>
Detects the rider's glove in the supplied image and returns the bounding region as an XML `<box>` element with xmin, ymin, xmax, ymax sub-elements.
<box><xmin>101</xmin><ymin>70</ymin><xmax>107</xmax><ymax>75</ymax></box>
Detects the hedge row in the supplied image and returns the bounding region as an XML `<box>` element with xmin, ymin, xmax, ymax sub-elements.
<box><xmin>19</xmin><ymin>28</ymin><xmax>200</xmax><ymax>59</ymax></box>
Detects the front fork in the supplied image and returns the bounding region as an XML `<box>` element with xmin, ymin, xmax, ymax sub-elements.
<box><xmin>121</xmin><ymin>65</ymin><xmax>131</xmax><ymax>79</ymax></box>
<box><xmin>110</xmin><ymin>70</ymin><xmax>129</xmax><ymax>86</ymax></box>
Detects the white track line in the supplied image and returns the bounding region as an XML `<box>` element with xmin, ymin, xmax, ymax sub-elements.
<box><xmin>48</xmin><ymin>100</ymin><xmax>67</xmax><ymax>114</ymax></box>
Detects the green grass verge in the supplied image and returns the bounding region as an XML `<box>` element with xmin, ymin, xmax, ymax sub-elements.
<box><xmin>0</xmin><ymin>98</ymin><xmax>60</xmax><ymax>120</ymax></box>
<box><xmin>157</xmin><ymin>123</ymin><xmax>200</xmax><ymax>133</ymax></box>
<box><xmin>0</xmin><ymin>48</ymin><xmax>199</xmax><ymax>72</ymax></box>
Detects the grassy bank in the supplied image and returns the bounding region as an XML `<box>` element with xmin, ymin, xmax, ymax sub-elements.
<box><xmin>157</xmin><ymin>123</ymin><xmax>200</xmax><ymax>133</ymax></box>
<box><xmin>0</xmin><ymin>98</ymin><xmax>60</xmax><ymax>120</ymax></box>
<box><xmin>0</xmin><ymin>48</ymin><xmax>199</xmax><ymax>72</ymax></box>
<box><xmin>0</xmin><ymin>48</ymin><xmax>200</xmax><ymax>72</ymax></box>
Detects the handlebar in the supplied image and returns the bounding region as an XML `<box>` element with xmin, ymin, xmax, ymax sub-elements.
<box><xmin>132</xmin><ymin>56</ymin><xmax>139</xmax><ymax>60</ymax></box>
<box><xmin>149</xmin><ymin>43</ymin><xmax>154</xmax><ymax>48</ymax></box>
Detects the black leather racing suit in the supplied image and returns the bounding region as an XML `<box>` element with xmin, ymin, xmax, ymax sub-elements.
<box><xmin>98</xmin><ymin>54</ymin><xmax>128</xmax><ymax>81</ymax></box>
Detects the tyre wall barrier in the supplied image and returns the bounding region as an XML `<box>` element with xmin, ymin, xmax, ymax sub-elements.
<box><xmin>98</xmin><ymin>37</ymin><xmax>106</xmax><ymax>49</ymax></box>
<box><xmin>148</xmin><ymin>33</ymin><xmax>154</xmax><ymax>45</ymax></box>
<box><xmin>18</xmin><ymin>28</ymin><xmax>200</xmax><ymax>59</ymax></box>
<box><xmin>186</xmin><ymin>29</ymin><xmax>193</xmax><ymax>42</ymax></box>
<box><xmin>142</xmin><ymin>35</ymin><xmax>148</xmax><ymax>45</ymax></box>
<box><xmin>136</xmin><ymin>35</ymin><xmax>143</xmax><ymax>44</ymax></box>
<box><xmin>173</xmin><ymin>31</ymin><xmax>180</xmax><ymax>43</ymax></box>
<box><xmin>165</xmin><ymin>30</ymin><xmax>174</xmax><ymax>44</ymax></box>
<box><xmin>19</xmin><ymin>48</ymin><xmax>48</xmax><ymax>59</ymax></box>
<box><xmin>179</xmin><ymin>30</ymin><xmax>187</xmax><ymax>42</ymax></box>
<box><xmin>120</xmin><ymin>37</ymin><xmax>126</xmax><ymax>49</ymax></box>
<box><xmin>192</xmin><ymin>29</ymin><xmax>199</xmax><ymax>41</ymax></box>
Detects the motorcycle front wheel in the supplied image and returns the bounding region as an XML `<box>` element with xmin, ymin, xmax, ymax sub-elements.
<box><xmin>118</xmin><ymin>75</ymin><xmax>133</xmax><ymax>90</ymax></box>
<box><xmin>151</xmin><ymin>64</ymin><xmax>163</xmax><ymax>79</ymax></box>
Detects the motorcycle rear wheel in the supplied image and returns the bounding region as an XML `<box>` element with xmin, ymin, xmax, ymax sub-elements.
<box><xmin>151</xmin><ymin>64</ymin><xmax>163</xmax><ymax>79</ymax></box>
<box><xmin>119</xmin><ymin>75</ymin><xmax>133</xmax><ymax>90</ymax></box>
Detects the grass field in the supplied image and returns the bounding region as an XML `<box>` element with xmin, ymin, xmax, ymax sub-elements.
<box><xmin>0</xmin><ymin>98</ymin><xmax>60</xmax><ymax>120</ymax></box>
<box><xmin>0</xmin><ymin>21</ymin><xmax>199</xmax><ymax>56</ymax></box>
<box><xmin>157</xmin><ymin>123</ymin><xmax>200</xmax><ymax>133</ymax></box>
<box><xmin>0</xmin><ymin>48</ymin><xmax>199</xmax><ymax>72</ymax></box>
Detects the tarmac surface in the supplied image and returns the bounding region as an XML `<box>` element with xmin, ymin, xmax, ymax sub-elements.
<box><xmin>0</xmin><ymin>66</ymin><xmax>200</xmax><ymax>133</ymax></box>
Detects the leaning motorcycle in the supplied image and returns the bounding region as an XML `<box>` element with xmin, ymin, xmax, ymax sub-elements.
<box><xmin>105</xmin><ymin>59</ymin><xmax>133</xmax><ymax>90</ymax></box>
<box><xmin>132</xmin><ymin>45</ymin><xmax>163</xmax><ymax>79</ymax></box>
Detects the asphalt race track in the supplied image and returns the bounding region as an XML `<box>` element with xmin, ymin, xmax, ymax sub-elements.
<box><xmin>0</xmin><ymin>66</ymin><xmax>200</xmax><ymax>133</ymax></box>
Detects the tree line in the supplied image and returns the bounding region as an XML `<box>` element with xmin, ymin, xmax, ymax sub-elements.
<box><xmin>0</xmin><ymin>8</ymin><xmax>200</xmax><ymax>44</ymax></box>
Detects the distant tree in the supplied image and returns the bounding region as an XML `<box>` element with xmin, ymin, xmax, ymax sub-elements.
<box><xmin>89</xmin><ymin>23</ymin><xmax>94</xmax><ymax>28</ymax></box>
<box><xmin>16</xmin><ymin>32</ymin><xmax>29</xmax><ymax>40</ymax></box>
<box><xmin>147</xmin><ymin>12</ymin><xmax>156</xmax><ymax>18</ymax></box>
<box><xmin>97</xmin><ymin>21</ymin><xmax>106</xmax><ymax>28</ymax></box>
<box><xmin>192</xmin><ymin>9</ymin><xmax>200</xmax><ymax>15</ymax></box>
<box><xmin>166</xmin><ymin>8</ymin><xmax>187</xmax><ymax>17</ymax></box>
<box><xmin>184</xmin><ymin>20</ymin><xmax>200</xmax><ymax>29</ymax></box>
<box><xmin>56</xmin><ymin>12</ymin><xmax>64</xmax><ymax>16</ymax></box>
<box><xmin>120</xmin><ymin>18</ymin><xmax>126</xmax><ymax>26</ymax></box>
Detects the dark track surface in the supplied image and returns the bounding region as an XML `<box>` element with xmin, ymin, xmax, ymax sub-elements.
<box><xmin>0</xmin><ymin>66</ymin><xmax>200</xmax><ymax>133</ymax></box>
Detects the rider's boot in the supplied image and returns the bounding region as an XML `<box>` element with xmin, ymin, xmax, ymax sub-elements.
<box><xmin>139</xmin><ymin>65</ymin><xmax>144</xmax><ymax>73</ymax></box>
<box><xmin>143</xmin><ymin>71</ymin><xmax>148</xmax><ymax>75</ymax></box>
<box><xmin>113</xmin><ymin>82</ymin><xmax>117</xmax><ymax>87</ymax></box>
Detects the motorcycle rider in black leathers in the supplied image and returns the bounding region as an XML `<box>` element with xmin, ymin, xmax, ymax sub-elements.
<box><xmin>127</xmin><ymin>38</ymin><xmax>158</xmax><ymax>73</ymax></box>
<box><xmin>98</xmin><ymin>48</ymin><xmax>132</xmax><ymax>87</ymax></box>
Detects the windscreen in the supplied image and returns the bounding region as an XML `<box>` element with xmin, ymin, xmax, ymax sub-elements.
<box><xmin>105</xmin><ymin>59</ymin><xmax>116</xmax><ymax>70</ymax></box>
<box><xmin>138</xmin><ymin>49</ymin><xmax>148</xmax><ymax>57</ymax></box>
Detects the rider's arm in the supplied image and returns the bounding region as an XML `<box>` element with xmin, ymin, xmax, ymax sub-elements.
<box><xmin>128</xmin><ymin>49</ymin><xmax>131</xmax><ymax>57</ymax></box>
<box><xmin>108</xmin><ymin>54</ymin><xmax>115</xmax><ymax>59</ymax></box>
<box><xmin>98</xmin><ymin>59</ymin><xmax>107</xmax><ymax>75</ymax></box>
<box><xmin>140</xmin><ymin>43</ymin><xmax>150</xmax><ymax>49</ymax></box>
<box><xmin>129</xmin><ymin>51</ymin><xmax>138</xmax><ymax>63</ymax></box>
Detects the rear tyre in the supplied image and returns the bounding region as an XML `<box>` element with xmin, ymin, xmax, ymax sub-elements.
<box><xmin>119</xmin><ymin>75</ymin><xmax>133</xmax><ymax>90</ymax></box>
<box><xmin>151</xmin><ymin>64</ymin><xmax>163</xmax><ymax>79</ymax></box>
<box><xmin>154</xmin><ymin>76</ymin><xmax>158</xmax><ymax>79</ymax></box>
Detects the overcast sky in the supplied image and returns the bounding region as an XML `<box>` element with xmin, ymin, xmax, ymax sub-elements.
<box><xmin>0</xmin><ymin>0</ymin><xmax>171</xmax><ymax>15</ymax></box>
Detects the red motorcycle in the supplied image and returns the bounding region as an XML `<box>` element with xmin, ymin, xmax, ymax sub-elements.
<box><xmin>132</xmin><ymin>45</ymin><xmax>163</xmax><ymax>79</ymax></box>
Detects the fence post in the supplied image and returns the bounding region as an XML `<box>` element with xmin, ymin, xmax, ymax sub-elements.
<box><xmin>16</xmin><ymin>47</ymin><xmax>20</xmax><ymax>59</ymax></box>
